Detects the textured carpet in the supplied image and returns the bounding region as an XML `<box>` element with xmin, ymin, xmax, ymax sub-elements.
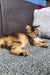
<box><xmin>0</xmin><ymin>39</ymin><xmax>50</xmax><ymax>75</ymax></box>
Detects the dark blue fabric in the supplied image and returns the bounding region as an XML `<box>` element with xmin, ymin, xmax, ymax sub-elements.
<box><xmin>26</xmin><ymin>0</ymin><xmax>46</xmax><ymax>6</ymax></box>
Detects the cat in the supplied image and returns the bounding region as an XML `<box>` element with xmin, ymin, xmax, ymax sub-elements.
<box><xmin>0</xmin><ymin>25</ymin><xmax>35</xmax><ymax>56</ymax></box>
<box><xmin>0</xmin><ymin>25</ymin><xmax>48</xmax><ymax>56</ymax></box>
<box><xmin>26</xmin><ymin>24</ymin><xmax>48</xmax><ymax>47</ymax></box>
<box><xmin>0</xmin><ymin>32</ymin><xmax>29</xmax><ymax>56</ymax></box>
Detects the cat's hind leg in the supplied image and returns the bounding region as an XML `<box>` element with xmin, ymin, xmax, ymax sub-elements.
<box><xmin>0</xmin><ymin>37</ymin><xmax>6</xmax><ymax>48</ymax></box>
<box><xmin>10</xmin><ymin>49</ymin><xmax>28</xmax><ymax>56</ymax></box>
<box><xmin>9</xmin><ymin>43</ymin><xmax>28</xmax><ymax>56</ymax></box>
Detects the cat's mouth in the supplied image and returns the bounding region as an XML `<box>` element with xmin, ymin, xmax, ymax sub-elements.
<box><xmin>27</xmin><ymin>34</ymin><xmax>35</xmax><ymax>38</ymax></box>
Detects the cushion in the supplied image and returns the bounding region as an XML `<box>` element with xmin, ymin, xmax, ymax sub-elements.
<box><xmin>33</xmin><ymin>7</ymin><xmax>50</xmax><ymax>38</ymax></box>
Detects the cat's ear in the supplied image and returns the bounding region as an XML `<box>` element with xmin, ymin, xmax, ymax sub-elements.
<box><xmin>34</xmin><ymin>25</ymin><xmax>40</xmax><ymax>29</ymax></box>
<box><xmin>36</xmin><ymin>25</ymin><xmax>40</xmax><ymax>28</ymax></box>
<box><xmin>26</xmin><ymin>24</ymin><xmax>31</xmax><ymax>29</ymax></box>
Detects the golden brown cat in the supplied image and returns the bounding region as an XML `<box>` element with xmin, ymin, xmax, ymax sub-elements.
<box><xmin>0</xmin><ymin>25</ymin><xmax>35</xmax><ymax>56</ymax></box>
<box><xmin>0</xmin><ymin>32</ymin><xmax>29</xmax><ymax>56</ymax></box>
<box><xmin>0</xmin><ymin>25</ymin><xmax>48</xmax><ymax>56</ymax></box>
<box><xmin>26</xmin><ymin>24</ymin><xmax>48</xmax><ymax>47</ymax></box>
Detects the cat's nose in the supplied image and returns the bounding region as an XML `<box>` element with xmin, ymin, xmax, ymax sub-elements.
<box><xmin>31</xmin><ymin>33</ymin><xmax>33</xmax><ymax>36</ymax></box>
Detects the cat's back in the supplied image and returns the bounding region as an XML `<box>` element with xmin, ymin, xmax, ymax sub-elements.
<box><xmin>4</xmin><ymin>32</ymin><xmax>29</xmax><ymax>47</ymax></box>
<box><xmin>14</xmin><ymin>32</ymin><xmax>29</xmax><ymax>42</ymax></box>
<box><xmin>14</xmin><ymin>32</ymin><xmax>29</xmax><ymax>47</ymax></box>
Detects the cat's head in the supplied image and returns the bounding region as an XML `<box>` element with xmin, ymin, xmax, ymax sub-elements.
<box><xmin>26</xmin><ymin>24</ymin><xmax>40</xmax><ymax>38</ymax></box>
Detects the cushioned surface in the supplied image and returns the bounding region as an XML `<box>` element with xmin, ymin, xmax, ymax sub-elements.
<box><xmin>1</xmin><ymin>0</ymin><xmax>39</xmax><ymax>34</ymax></box>
<box><xmin>0</xmin><ymin>39</ymin><xmax>50</xmax><ymax>75</ymax></box>
<box><xmin>33</xmin><ymin>7</ymin><xmax>50</xmax><ymax>39</ymax></box>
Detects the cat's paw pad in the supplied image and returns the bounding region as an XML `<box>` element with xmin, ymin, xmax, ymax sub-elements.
<box><xmin>23</xmin><ymin>50</ymin><xmax>28</xmax><ymax>56</ymax></box>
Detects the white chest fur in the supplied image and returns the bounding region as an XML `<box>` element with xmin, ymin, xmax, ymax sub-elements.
<box><xmin>34</xmin><ymin>37</ymin><xmax>41</xmax><ymax>42</ymax></box>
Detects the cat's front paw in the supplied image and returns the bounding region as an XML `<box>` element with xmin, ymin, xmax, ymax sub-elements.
<box><xmin>40</xmin><ymin>39</ymin><xmax>46</xmax><ymax>43</ymax></box>
<box><xmin>42</xmin><ymin>44</ymin><xmax>48</xmax><ymax>48</ymax></box>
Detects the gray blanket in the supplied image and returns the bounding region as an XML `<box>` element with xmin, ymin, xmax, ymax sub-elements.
<box><xmin>0</xmin><ymin>39</ymin><xmax>50</xmax><ymax>75</ymax></box>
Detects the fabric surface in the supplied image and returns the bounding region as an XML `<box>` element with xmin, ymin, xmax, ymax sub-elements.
<box><xmin>0</xmin><ymin>39</ymin><xmax>50</xmax><ymax>75</ymax></box>
<box><xmin>33</xmin><ymin>7</ymin><xmax>50</xmax><ymax>38</ymax></box>
<box><xmin>38</xmin><ymin>5</ymin><xmax>45</xmax><ymax>9</ymax></box>
<box><xmin>0</xmin><ymin>3</ymin><xmax>3</xmax><ymax>37</ymax></box>
<box><xmin>1</xmin><ymin>0</ymin><xmax>39</xmax><ymax>35</ymax></box>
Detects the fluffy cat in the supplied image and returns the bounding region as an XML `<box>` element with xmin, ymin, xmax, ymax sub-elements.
<box><xmin>0</xmin><ymin>25</ymin><xmax>48</xmax><ymax>56</ymax></box>
<box><xmin>26</xmin><ymin>25</ymin><xmax>48</xmax><ymax>47</ymax></box>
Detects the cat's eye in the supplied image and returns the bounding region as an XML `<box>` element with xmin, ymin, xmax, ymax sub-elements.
<box><xmin>29</xmin><ymin>32</ymin><xmax>32</xmax><ymax>33</ymax></box>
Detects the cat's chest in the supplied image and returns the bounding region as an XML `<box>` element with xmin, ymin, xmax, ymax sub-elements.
<box><xmin>34</xmin><ymin>37</ymin><xmax>40</xmax><ymax>42</ymax></box>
